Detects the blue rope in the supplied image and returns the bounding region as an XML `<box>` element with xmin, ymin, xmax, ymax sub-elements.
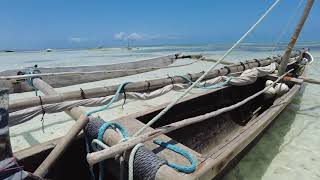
<box><xmin>86</xmin><ymin>82</ymin><xmax>130</xmax><ymax>116</ymax></box>
<box><xmin>98</xmin><ymin>121</ymin><xmax>129</xmax><ymax>141</ymax></box>
<box><xmin>153</xmin><ymin>139</ymin><xmax>197</xmax><ymax>173</ymax></box>
<box><xmin>84</xmin><ymin>82</ymin><xmax>129</xmax><ymax>180</ymax></box>
<box><xmin>95</xmin><ymin>121</ymin><xmax>128</xmax><ymax>180</ymax></box>
<box><xmin>25</xmin><ymin>69</ymin><xmax>39</xmax><ymax>96</ymax></box>
<box><xmin>177</xmin><ymin>75</ymin><xmax>232</xmax><ymax>89</ymax></box>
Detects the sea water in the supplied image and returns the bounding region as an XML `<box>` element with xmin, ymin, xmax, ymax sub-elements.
<box><xmin>2</xmin><ymin>44</ymin><xmax>319</xmax><ymax>180</ymax></box>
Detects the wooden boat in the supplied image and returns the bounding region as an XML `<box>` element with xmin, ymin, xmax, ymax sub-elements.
<box><xmin>1</xmin><ymin>0</ymin><xmax>316</xmax><ymax>180</ymax></box>
<box><xmin>6</xmin><ymin>50</ymin><xmax>312</xmax><ymax>180</ymax></box>
<box><xmin>0</xmin><ymin>54</ymin><xmax>178</xmax><ymax>93</ymax></box>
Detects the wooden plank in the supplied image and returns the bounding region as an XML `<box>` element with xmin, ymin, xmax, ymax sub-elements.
<box><xmin>0</xmin><ymin>88</ymin><xmax>12</xmax><ymax>160</ymax></box>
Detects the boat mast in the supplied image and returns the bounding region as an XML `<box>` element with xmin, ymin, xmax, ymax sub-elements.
<box><xmin>278</xmin><ymin>0</ymin><xmax>314</xmax><ymax>75</ymax></box>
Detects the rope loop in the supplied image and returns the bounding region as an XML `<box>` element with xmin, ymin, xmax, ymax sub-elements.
<box><xmin>166</xmin><ymin>75</ymin><xmax>175</xmax><ymax>89</ymax></box>
<box><xmin>240</xmin><ymin>62</ymin><xmax>246</xmax><ymax>71</ymax></box>
<box><xmin>225</xmin><ymin>66</ymin><xmax>231</xmax><ymax>75</ymax></box>
<box><xmin>153</xmin><ymin>140</ymin><xmax>197</xmax><ymax>173</ymax></box>
<box><xmin>146</xmin><ymin>81</ymin><xmax>151</xmax><ymax>93</ymax></box>
<box><xmin>86</xmin><ymin>82</ymin><xmax>131</xmax><ymax>116</ymax></box>
<box><xmin>254</xmin><ymin>59</ymin><xmax>261</xmax><ymax>67</ymax></box>
<box><xmin>39</xmin><ymin>96</ymin><xmax>46</xmax><ymax>133</ymax></box>
<box><xmin>187</xmin><ymin>73</ymin><xmax>193</xmax><ymax>82</ymax></box>
<box><xmin>98</xmin><ymin>121</ymin><xmax>129</xmax><ymax>142</ymax></box>
<box><xmin>80</xmin><ymin>88</ymin><xmax>86</xmax><ymax>99</ymax></box>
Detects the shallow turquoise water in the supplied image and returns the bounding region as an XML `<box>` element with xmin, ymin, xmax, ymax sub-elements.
<box><xmin>2</xmin><ymin>45</ymin><xmax>319</xmax><ymax>179</ymax></box>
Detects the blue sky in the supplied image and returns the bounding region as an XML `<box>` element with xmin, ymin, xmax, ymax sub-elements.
<box><xmin>0</xmin><ymin>0</ymin><xmax>319</xmax><ymax>50</ymax></box>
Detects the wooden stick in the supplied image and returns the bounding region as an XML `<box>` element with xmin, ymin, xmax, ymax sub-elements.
<box><xmin>302</xmin><ymin>77</ymin><xmax>320</xmax><ymax>85</ymax></box>
<box><xmin>31</xmin><ymin>78</ymin><xmax>87</xmax><ymax>177</ymax></box>
<box><xmin>0</xmin><ymin>88</ymin><xmax>12</xmax><ymax>160</ymax></box>
<box><xmin>278</xmin><ymin>0</ymin><xmax>314</xmax><ymax>75</ymax></box>
<box><xmin>9</xmin><ymin>56</ymin><xmax>286</xmax><ymax>112</ymax></box>
<box><xmin>86</xmin><ymin>70</ymin><xmax>293</xmax><ymax>166</ymax></box>
<box><xmin>34</xmin><ymin>115</ymin><xmax>89</xmax><ymax>177</ymax></box>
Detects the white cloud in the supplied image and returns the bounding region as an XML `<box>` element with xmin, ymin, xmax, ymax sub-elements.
<box><xmin>68</xmin><ymin>37</ymin><xmax>87</xmax><ymax>43</ymax></box>
<box><xmin>113</xmin><ymin>32</ymin><xmax>181</xmax><ymax>41</ymax></box>
<box><xmin>114</xmin><ymin>32</ymin><xmax>127</xmax><ymax>40</ymax></box>
<box><xmin>127</xmin><ymin>33</ymin><xmax>143</xmax><ymax>40</ymax></box>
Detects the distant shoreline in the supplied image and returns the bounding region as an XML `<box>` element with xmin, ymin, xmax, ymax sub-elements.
<box><xmin>1</xmin><ymin>41</ymin><xmax>320</xmax><ymax>53</ymax></box>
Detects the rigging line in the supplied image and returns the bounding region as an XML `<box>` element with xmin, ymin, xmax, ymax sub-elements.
<box><xmin>132</xmin><ymin>0</ymin><xmax>282</xmax><ymax>137</ymax></box>
<box><xmin>271</xmin><ymin>0</ymin><xmax>305</xmax><ymax>53</ymax></box>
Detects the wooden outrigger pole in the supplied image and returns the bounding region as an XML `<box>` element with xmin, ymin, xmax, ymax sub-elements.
<box><xmin>278</xmin><ymin>0</ymin><xmax>315</xmax><ymax>75</ymax></box>
<box><xmin>9</xmin><ymin>55</ymin><xmax>298</xmax><ymax>113</ymax></box>
<box><xmin>31</xmin><ymin>78</ymin><xmax>89</xmax><ymax>177</ymax></box>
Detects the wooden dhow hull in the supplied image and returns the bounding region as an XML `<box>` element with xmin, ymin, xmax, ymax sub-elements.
<box><xmin>11</xmin><ymin>51</ymin><xmax>312</xmax><ymax>180</ymax></box>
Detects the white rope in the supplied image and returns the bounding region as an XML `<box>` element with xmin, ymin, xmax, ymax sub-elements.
<box><xmin>128</xmin><ymin>143</ymin><xmax>144</xmax><ymax>180</ymax></box>
<box><xmin>133</xmin><ymin>0</ymin><xmax>282</xmax><ymax>137</ymax></box>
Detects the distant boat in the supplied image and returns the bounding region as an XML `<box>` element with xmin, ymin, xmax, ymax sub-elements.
<box><xmin>3</xmin><ymin>50</ymin><xmax>15</xmax><ymax>53</ymax></box>
<box><xmin>45</xmin><ymin>48</ymin><xmax>53</xmax><ymax>52</ymax></box>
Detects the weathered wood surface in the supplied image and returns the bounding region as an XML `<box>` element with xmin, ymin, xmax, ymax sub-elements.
<box><xmin>0</xmin><ymin>55</ymin><xmax>178</xmax><ymax>93</ymax></box>
<box><xmin>10</xmin><ymin>55</ymin><xmax>295</xmax><ymax>113</ymax></box>
<box><xmin>302</xmin><ymin>77</ymin><xmax>320</xmax><ymax>85</ymax></box>
<box><xmin>194</xmin><ymin>84</ymin><xmax>301</xmax><ymax>179</ymax></box>
<box><xmin>31</xmin><ymin>78</ymin><xmax>88</xmax><ymax>177</ymax></box>
<box><xmin>86</xmin><ymin>71</ymin><xmax>292</xmax><ymax>166</ymax></box>
<box><xmin>0</xmin><ymin>88</ymin><xmax>12</xmax><ymax>160</ymax></box>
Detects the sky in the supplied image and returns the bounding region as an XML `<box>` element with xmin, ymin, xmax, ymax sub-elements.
<box><xmin>0</xmin><ymin>0</ymin><xmax>319</xmax><ymax>50</ymax></box>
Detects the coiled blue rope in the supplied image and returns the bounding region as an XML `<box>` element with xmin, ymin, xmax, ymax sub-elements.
<box><xmin>177</xmin><ymin>75</ymin><xmax>232</xmax><ymax>89</ymax></box>
<box><xmin>153</xmin><ymin>139</ymin><xmax>197</xmax><ymax>173</ymax></box>
<box><xmin>86</xmin><ymin>82</ymin><xmax>130</xmax><ymax>116</ymax></box>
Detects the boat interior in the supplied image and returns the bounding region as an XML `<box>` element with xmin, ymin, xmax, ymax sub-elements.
<box><xmin>12</xmin><ymin>55</ymin><xmax>309</xmax><ymax>180</ymax></box>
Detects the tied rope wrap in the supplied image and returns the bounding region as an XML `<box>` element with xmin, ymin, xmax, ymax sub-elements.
<box><xmin>86</xmin><ymin>82</ymin><xmax>130</xmax><ymax>116</ymax></box>
<box><xmin>81</xmin><ymin>75</ymin><xmax>196</xmax><ymax>178</ymax></box>
<box><xmin>85</xmin><ymin>119</ymin><xmax>196</xmax><ymax>179</ymax></box>
<box><xmin>83</xmin><ymin>82</ymin><xmax>130</xmax><ymax>180</ymax></box>
<box><xmin>38</xmin><ymin>96</ymin><xmax>46</xmax><ymax>133</ymax></box>
<box><xmin>25</xmin><ymin>69</ymin><xmax>41</xmax><ymax>96</ymax></box>
<box><xmin>97</xmin><ymin>121</ymin><xmax>129</xmax><ymax>142</ymax></box>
